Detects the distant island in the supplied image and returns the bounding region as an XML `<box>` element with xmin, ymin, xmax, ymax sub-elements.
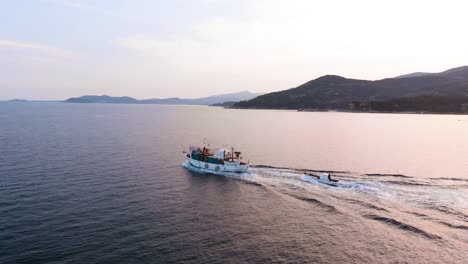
<box><xmin>65</xmin><ymin>91</ymin><xmax>261</xmax><ymax>106</ymax></box>
<box><xmin>233</xmin><ymin>66</ymin><xmax>468</xmax><ymax>114</ymax></box>
<box><xmin>8</xmin><ymin>99</ymin><xmax>29</xmax><ymax>102</ymax></box>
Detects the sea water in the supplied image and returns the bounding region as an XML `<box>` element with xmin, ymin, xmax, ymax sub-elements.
<box><xmin>1</xmin><ymin>102</ymin><xmax>467</xmax><ymax>263</ymax></box>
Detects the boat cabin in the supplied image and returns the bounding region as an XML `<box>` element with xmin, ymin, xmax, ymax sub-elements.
<box><xmin>187</xmin><ymin>146</ymin><xmax>247</xmax><ymax>165</ymax></box>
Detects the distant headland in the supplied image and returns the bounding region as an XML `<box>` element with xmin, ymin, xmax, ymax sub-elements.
<box><xmin>64</xmin><ymin>91</ymin><xmax>261</xmax><ymax>106</ymax></box>
<box><xmin>233</xmin><ymin>66</ymin><xmax>468</xmax><ymax>114</ymax></box>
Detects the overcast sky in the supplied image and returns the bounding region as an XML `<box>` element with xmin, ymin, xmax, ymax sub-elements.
<box><xmin>1</xmin><ymin>0</ymin><xmax>468</xmax><ymax>100</ymax></box>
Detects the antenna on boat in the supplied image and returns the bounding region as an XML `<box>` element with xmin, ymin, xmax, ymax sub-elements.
<box><xmin>203</xmin><ymin>137</ymin><xmax>211</xmax><ymax>149</ymax></box>
<box><xmin>231</xmin><ymin>146</ymin><xmax>235</xmax><ymax>161</ymax></box>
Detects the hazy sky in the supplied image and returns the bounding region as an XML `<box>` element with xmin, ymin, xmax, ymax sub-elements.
<box><xmin>2</xmin><ymin>0</ymin><xmax>468</xmax><ymax>100</ymax></box>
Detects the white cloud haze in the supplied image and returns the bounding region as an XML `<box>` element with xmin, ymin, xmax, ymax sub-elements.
<box><xmin>0</xmin><ymin>40</ymin><xmax>78</xmax><ymax>58</ymax></box>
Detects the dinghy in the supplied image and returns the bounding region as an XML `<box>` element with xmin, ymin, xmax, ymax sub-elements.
<box><xmin>303</xmin><ymin>172</ymin><xmax>339</xmax><ymax>186</ymax></box>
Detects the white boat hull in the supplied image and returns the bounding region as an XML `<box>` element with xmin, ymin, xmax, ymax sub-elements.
<box><xmin>187</xmin><ymin>158</ymin><xmax>249</xmax><ymax>173</ymax></box>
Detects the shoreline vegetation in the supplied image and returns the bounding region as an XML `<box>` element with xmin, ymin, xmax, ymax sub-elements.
<box><xmin>230</xmin><ymin>95</ymin><xmax>468</xmax><ymax>115</ymax></box>
<box><xmin>227</xmin><ymin>106</ymin><xmax>468</xmax><ymax>115</ymax></box>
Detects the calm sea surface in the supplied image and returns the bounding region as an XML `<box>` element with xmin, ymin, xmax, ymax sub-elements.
<box><xmin>1</xmin><ymin>102</ymin><xmax>467</xmax><ymax>263</ymax></box>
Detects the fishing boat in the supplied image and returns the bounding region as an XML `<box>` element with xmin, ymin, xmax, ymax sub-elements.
<box><xmin>184</xmin><ymin>146</ymin><xmax>249</xmax><ymax>173</ymax></box>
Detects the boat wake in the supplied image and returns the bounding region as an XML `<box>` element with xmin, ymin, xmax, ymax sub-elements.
<box><xmin>252</xmin><ymin>166</ymin><xmax>468</xmax><ymax>246</ymax></box>
<box><xmin>183</xmin><ymin>162</ymin><xmax>468</xmax><ymax>209</ymax></box>
<box><xmin>249</xmin><ymin>166</ymin><xmax>468</xmax><ymax>209</ymax></box>
<box><xmin>183</xmin><ymin>161</ymin><xmax>468</xmax><ymax>245</ymax></box>
<box><xmin>181</xmin><ymin>162</ymin><xmax>468</xmax><ymax>211</ymax></box>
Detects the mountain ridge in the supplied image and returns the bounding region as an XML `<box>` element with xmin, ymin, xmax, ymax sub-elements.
<box><xmin>233</xmin><ymin>66</ymin><xmax>468</xmax><ymax>113</ymax></box>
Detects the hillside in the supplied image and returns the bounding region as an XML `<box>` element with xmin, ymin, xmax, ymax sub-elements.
<box><xmin>234</xmin><ymin>66</ymin><xmax>468</xmax><ymax>113</ymax></box>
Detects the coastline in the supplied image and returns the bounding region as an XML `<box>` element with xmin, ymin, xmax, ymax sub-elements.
<box><xmin>228</xmin><ymin>106</ymin><xmax>468</xmax><ymax>115</ymax></box>
<box><xmin>4</xmin><ymin>101</ymin><xmax>468</xmax><ymax>115</ymax></box>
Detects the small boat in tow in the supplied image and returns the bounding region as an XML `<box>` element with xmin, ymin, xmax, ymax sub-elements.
<box><xmin>303</xmin><ymin>172</ymin><xmax>339</xmax><ymax>186</ymax></box>
<box><xmin>184</xmin><ymin>146</ymin><xmax>249</xmax><ymax>173</ymax></box>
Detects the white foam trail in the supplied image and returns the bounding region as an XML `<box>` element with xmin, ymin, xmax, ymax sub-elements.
<box><xmin>182</xmin><ymin>161</ymin><xmax>468</xmax><ymax>210</ymax></box>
